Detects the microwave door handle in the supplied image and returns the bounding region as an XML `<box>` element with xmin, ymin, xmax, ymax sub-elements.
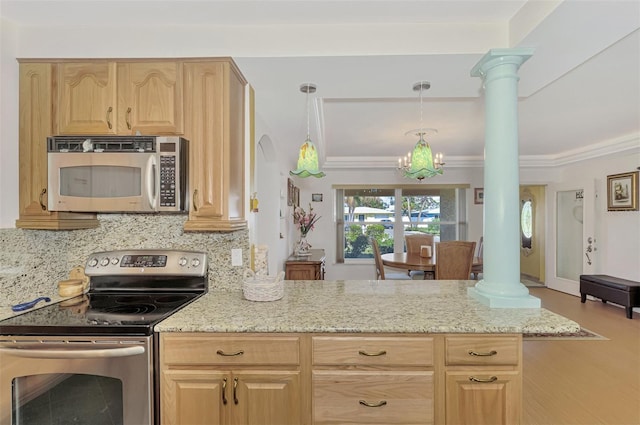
<box><xmin>146</xmin><ymin>156</ymin><xmax>157</xmax><ymax>209</ymax></box>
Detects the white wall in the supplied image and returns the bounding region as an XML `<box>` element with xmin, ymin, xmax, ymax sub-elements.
<box><xmin>0</xmin><ymin>19</ymin><xmax>19</xmax><ymax>228</ymax></box>
<box><xmin>548</xmin><ymin>151</ymin><xmax>640</xmax><ymax>283</ymax></box>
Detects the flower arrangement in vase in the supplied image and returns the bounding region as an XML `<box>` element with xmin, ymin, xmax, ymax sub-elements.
<box><xmin>293</xmin><ymin>204</ymin><xmax>321</xmax><ymax>255</ymax></box>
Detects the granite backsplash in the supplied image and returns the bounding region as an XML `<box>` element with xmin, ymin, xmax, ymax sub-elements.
<box><xmin>0</xmin><ymin>214</ymin><xmax>249</xmax><ymax>306</ymax></box>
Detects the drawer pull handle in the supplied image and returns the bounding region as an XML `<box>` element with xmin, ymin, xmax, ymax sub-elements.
<box><xmin>233</xmin><ymin>377</ymin><xmax>239</xmax><ymax>405</ymax></box>
<box><xmin>106</xmin><ymin>106</ymin><xmax>113</xmax><ymax>129</ymax></box>
<box><xmin>192</xmin><ymin>189</ymin><xmax>198</xmax><ymax>212</ymax></box>
<box><xmin>468</xmin><ymin>350</ymin><xmax>497</xmax><ymax>357</ymax></box>
<box><xmin>359</xmin><ymin>400</ymin><xmax>387</xmax><ymax>408</ymax></box>
<box><xmin>222</xmin><ymin>378</ymin><xmax>228</xmax><ymax>405</ymax></box>
<box><xmin>39</xmin><ymin>188</ymin><xmax>47</xmax><ymax>210</ymax></box>
<box><xmin>216</xmin><ymin>349</ymin><xmax>244</xmax><ymax>356</ymax></box>
<box><xmin>358</xmin><ymin>349</ymin><xmax>387</xmax><ymax>357</ymax></box>
<box><xmin>126</xmin><ymin>107</ymin><xmax>132</xmax><ymax>129</ymax></box>
<box><xmin>469</xmin><ymin>376</ymin><xmax>498</xmax><ymax>383</ymax></box>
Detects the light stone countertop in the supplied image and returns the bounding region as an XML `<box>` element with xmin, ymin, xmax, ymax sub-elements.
<box><xmin>155</xmin><ymin>280</ymin><xmax>581</xmax><ymax>334</ymax></box>
<box><xmin>1</xmin><ymin>293</ymin><xmax>71</xmax><ymax>321</ymax></box>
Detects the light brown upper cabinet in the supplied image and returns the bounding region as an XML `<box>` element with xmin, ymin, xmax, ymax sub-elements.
<box><xmin>16</xmin><ymin>58</ymin><xmax>246</xmax><ymax>232</ymax></box>
<box><xmin>16</xmin><ymin>62</ymin><xmax>98</xmax><ymax>229</ymax></box>
<box><xmin>57</xmin><ymin>61</ymin><xmax>183</xmax><ymax>135</ymax></box>
<box><xmin>183</xmin><ymin>59</ymin><xmax>248</xmax><ymax>232</ymax></box>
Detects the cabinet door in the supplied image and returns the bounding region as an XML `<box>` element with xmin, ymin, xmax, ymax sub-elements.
<box><xmin>16</xmin><ymin>63</ymin><xmax>98</xmax><ymax>229</ymax></box>
<box><xmin>161</xmin><ymin>369</ymin><xmax>227</xmax><ymax>425</ymax></box>
<box><xmin>285</xmin><ymin>264</ymin><xmax>318</xmax><ymax>280</ymax></box>
<box><xmin>183</xmin><ymin>61</ymin><xmax>247</xmax><ymax>231</ymax></box>
<box><xmin>445</xmin><ymin>370</ymin><xmax>521</xmax><ymax>425</ymax></box>
<box><xmin>117</xmin><ymin>62</ymin><xmax>183</xmax><ymax>134</ymax></box>
<box><xmin>18</xmin><ymin>63</ymin><xmax>54</xmax><ymax>220</ymax></box>
<box><xmin>57</xmin><ymin>62</ymin><xmax>117</xmax><ymax>134</ymax></box>
<box><xmin>230</xmin><ymin>371</ymin><xmax>301</xmax><ymax>425</ymax></box>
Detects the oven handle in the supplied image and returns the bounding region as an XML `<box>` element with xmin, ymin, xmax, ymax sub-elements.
<box><xmin>0</xmin><ymin>345</ymin><xmax>145</xmax><ymax>359</ymax></box>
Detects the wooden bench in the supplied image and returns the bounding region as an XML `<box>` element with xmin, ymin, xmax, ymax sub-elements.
<box><xmin>580</xmin><ymin>274</ymin><xmax>640</xmax><ymax>319</ymax></box>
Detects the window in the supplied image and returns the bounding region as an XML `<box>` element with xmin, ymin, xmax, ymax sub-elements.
<box><xmin>335</xmin><ymin>185</ymin><xmax>468</xmax><ymax>262</ymax></box>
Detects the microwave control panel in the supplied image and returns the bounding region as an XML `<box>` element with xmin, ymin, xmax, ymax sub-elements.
<box><xmin>159</xmin><ymin>154</ymin><xmax>177</xmax><ymax>207</ymax></box>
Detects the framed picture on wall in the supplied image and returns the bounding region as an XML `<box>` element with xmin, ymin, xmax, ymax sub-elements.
<box><xmin>474</xmin><ymin>188</ymin><xmax>484</xmax><ymax>205</ymax></box>
<box><xmin>294</xmin><ymin>187</ymin><xmax>300</xmax><ymax>207</ymax></box>
<box><xmin>287</xmin><ymin>178</ymin><xmax>294</xmax><ymax>206</ymax></box>
<box><xmin>312</xmin><ymin>193</ymin><xmax>323</xmax><ymax>202</ymax></box>
<box><xmin>607</xmin><ymin>171</ymin><xmax>639</xmax><ymax>211</ymax></box>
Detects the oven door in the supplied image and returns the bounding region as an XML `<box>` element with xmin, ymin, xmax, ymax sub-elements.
<box><xmin>0</xmin><ymin>336</ymin><xmax>152</xmax><ymax>425</ymax></box>
<box><xmin>48</xmin><ymin>152</ymin><xmax>158</xmax><ymax>212</ymax></box>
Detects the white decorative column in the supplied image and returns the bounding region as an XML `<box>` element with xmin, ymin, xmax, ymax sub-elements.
<box><xmin>468</xmin><ymin>48</ymin><xmax>541</xmax><ymax>308</ymax></box>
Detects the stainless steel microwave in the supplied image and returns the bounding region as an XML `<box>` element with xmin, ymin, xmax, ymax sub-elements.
<box><xmin>47</xmin><ymin>135</ymin><xmax>188</xmax><ymax>213</ymax></box>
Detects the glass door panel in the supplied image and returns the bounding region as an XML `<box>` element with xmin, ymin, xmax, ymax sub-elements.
<box><xmin>556</xmin><ymin>190</ymin><xmax>583</xmax><ymax>281</ymax></box>
<box><xmin>13</xmin><ymin>374</ymin><xmax>123</xmax><ymax>425</ymax></box>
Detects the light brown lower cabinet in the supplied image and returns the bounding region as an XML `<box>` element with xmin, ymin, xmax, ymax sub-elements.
<box><xmin>444</xmin><ymin>335</ymin><xmax>522</xmax><ymax>425</ymax></box>
<box><xmin>445</xmin><ymin>370</ymin><xmax>521</xmax><ymax>425</ymax></box>
<box><xmin>160</xmin><ymin>334</ymin><xmax>303</xmax><ymax>425</ymax></box>
<box><xmin>312</xmin><ymin>335</ymin><xmax>435</xmax><ymax>425</ymax></box>
<box><xmin>160</xmin><ymin>333</ymin><xmax>522</xmax><ymax>425</ymax></box>
<box><xmin>161</xmin><ymin>369</ymin><xmax>300</xmax><ymax>425</ymax></box>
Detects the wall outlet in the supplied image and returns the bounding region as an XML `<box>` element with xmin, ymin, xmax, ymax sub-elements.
<box><xmin>231</xmin><ymin>249</ymin><xmax>243</xmax><ymax>266</ymax></box>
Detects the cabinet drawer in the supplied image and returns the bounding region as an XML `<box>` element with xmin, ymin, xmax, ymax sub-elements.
<box><xmin>161</xmin><ymin>334</ymin><xmax>300</xmax><ymax>366</ymax></box>
<box><xmin>313</xmin><ymin>370</ymin><xmax>434</xmax><ymax>424</ymax></box>
<box><xmin>313</xmin><ymin>336</ymin><xmax>433</xmax><ymax>366</ymax></box>
<box><xmin>445</xmin><ymin>335</ymin><xmax>519</xmax><ymax>366</ymax></box>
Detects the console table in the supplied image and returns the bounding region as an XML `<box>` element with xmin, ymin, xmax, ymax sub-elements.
<box><xmin>285</xmin><ymin>249</ymin><xmax>325</xmax><ymax>280</ymax></box>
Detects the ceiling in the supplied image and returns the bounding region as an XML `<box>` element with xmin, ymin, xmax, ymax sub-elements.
<box><xmin>2</xmin><ymin>0</ymin><xmax>639</xmax><ymax>170</ymax></box>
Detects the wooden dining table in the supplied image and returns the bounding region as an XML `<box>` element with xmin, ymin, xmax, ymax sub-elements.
<box><xmin>380</xmin><ymin>252</ymin><xmax>483</xmax><ymax>279</ymax></box>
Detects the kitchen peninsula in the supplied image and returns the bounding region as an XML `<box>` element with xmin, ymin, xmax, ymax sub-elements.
<box><xmin>156</xmin><ymin>279</ymin><xmax>579</xmax><ymax>425</ymax></box>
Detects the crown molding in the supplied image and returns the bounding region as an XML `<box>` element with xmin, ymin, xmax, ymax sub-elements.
<box><xmin>323</xmin><ymin>156</ymin><xmax>484</xmax><ymax>169</ymax></box>
<box><xmin>541</xmin><ymin>133</ymin><xmax>640</xmax><ymax>167</ymax></box>
<box><xmin>322</xmin><ymin>134</ymin><xmax>640</xmax><ymax>170</ymax></box>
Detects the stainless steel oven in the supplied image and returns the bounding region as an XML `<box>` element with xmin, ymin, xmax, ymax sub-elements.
<box><xmin>0</xmin><ymin>250</ymin><xmax>207</xmax><ymax>425</ymax></box>
<box><xmin>0</xmin><ymin>336</ymin><xmax>152</xmax><ymax>425</ymax></box>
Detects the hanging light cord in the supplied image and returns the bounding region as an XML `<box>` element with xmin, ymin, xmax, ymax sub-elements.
<box><xmin>306</xmin><ymin>83</ymin><xmax>311</xmax><ymax>140</ymax></box>
<box><xmin>419</xmin><ymin>82</ymin><xmax>424</xmax><ymax>136</ymax></box>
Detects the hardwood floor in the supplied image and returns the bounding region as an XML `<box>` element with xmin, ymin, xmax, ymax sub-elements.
<box><xmin>524</xmin><ymin>287</ymin><xmax>640</xmax><ymax>425</ymax></box>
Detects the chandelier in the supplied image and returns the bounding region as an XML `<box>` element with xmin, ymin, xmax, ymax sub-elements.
<box><xmin>290</xmin><ymin>83</ymin><xmax>326</xmax><ymax>178</ymax></box>
<box><xmin>397</xmin><ymin>81</ymin><xmax>444</xmax><ymax>180</ymax></box>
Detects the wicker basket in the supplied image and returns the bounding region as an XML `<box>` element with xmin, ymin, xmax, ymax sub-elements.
<box><xmin>242</xmin><ymin>269</ymin><xmax>285</xmax><ymax>302</ymax></box>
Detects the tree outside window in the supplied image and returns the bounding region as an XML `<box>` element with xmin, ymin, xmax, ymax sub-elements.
<box><xmin>341</xmin><ymin>188</ymin><xmax>456</xmax><ymax>259</ymax></box>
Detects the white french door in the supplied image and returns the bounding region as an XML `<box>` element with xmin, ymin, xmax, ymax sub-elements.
<box><xmin>546</xmin><ymin>180</ymin><xmax>599</xmax><ymax>295</ymax></box>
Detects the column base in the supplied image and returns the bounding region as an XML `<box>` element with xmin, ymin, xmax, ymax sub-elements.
<box><xmin>468</xmin><ymin>286</ymin><xmax>541</xmax><ymax>308</ymax></box>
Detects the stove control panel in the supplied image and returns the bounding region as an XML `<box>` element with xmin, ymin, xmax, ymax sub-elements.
<box><xmin>85</xmin><ymin>250</ymin><xmax>207</xmax><ymax>277</ymax></box>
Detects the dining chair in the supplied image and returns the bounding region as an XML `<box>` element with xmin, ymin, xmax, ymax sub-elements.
<box><xmin>371</xmin><ymin>239</ymin><xmax>412</xmax><ymax>280</ymax></box>
<box><xmin>405</xmin><ymin>234</ymin><xmax>435</xmax><ymax>279</ymax></box>
<box><xmin>434</xmin><ymin>241</ymin><xmax>476</xmax><ymax>280</ymax></box>
<box><xmin>405</xmin><ymin>234</ymin><xmax>435</xmax><ymax>255</ymax></box>
<box><xmin>471</xmin><ymin>236</ymin><xmax>483</xmax><ymax>279</ymax></box>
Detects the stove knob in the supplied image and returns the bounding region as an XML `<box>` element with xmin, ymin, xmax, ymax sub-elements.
<box><xmin>191</xmin><ymin>258</ymin><xmax>201</xmax><ymax>267</ymax></box>
<box><xmin>178</xmin><ymin>257</ymin><xmax>188</xmax><ymax>267</ymax></box>
<box><xmin>111</xmin><ymin>257</ymin><xmax>119</xmax><ymax>265</ymax></box>
<box><xmin>100</xmin><ymin>257</ymin><xmax>110</xmax><ymax>267</ymax></box>
<box><xmin>88</xmin><ymin>258</ymin><xmax>98</xmax><ymax>267</ymax></box>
